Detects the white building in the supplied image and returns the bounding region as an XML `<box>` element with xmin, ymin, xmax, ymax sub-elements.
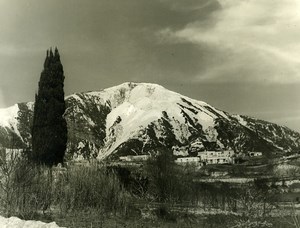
<box><xmin>198</xmin><ymin>150</ymin><xmax>234</xmax><ymax>165</ymax></box>
<box><xmin>222</xmin><ymin>150</ymin><xmax>235</xmax><ymax>157</ymax></box>
<box><xmin>248</xmin><ymin>152</ymin><xmax>263</xmax><ymax>157</ymax></box>
<box><xmin>175</xmin><ymin>157</ymin><xmax>200</xmax><ymax>164</ymax></box>
<box><xmin>119</xmin><ymin>155</ymin><xmax>150</xmax><ymax>162</ymax></box>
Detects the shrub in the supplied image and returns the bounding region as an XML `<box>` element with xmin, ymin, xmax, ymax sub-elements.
<box><xmin>0</xmin><ymin>153</ymin><xmax>53</xmax><ymax>219</ymax></box>
<box><xmin>0</xmin><ymin>155</ymin><xmax>133</xmax><ymax>219</ymax></box>
<box><xmin>144</xmin><ymin>149</ymin><xmax>194</xmax><ymax>205</ymax></box>
<box><xmin>54</xmin><ymin>162</ymin><xmax>131</xmax><ymax>216</ymax></box>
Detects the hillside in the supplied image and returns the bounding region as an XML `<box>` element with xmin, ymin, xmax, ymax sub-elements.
<box><xmin>0</xmin><ymin>82</ymin><xmax>299</xmax><ymax>160</ymax></box>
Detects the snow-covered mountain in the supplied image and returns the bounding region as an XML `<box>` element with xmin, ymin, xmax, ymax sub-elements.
<box><xmin>0</xmin><ymin>82</ymin><xmax>299</xmax><ymax>160</ymax></box>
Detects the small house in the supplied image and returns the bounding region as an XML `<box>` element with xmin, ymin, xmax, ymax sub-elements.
<box><xmin>248</xmin><ymin>152</ymin><xmax>263</xmax><ymax>157</ymax></box>
<box><xmin>175</xmin><ymin>157</ymin><xmax>200</xmax><ymax>164</ymax></box>
<box><xmin>119</xmin><ymin>155</ymin><xmax>150</xmax><ymax>162</ymax></box>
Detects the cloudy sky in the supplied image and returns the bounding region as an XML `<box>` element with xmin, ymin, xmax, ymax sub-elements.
<box><xmin>0</xmin><ymin>0</ymin><xmax>300</xmax><ymax>131</ymax></box>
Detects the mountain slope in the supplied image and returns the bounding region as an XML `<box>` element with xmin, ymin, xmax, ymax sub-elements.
<box><xmin>0</xmin><ymin>82</ymin><xmax>299</xmax><ymax>160</ymax></box>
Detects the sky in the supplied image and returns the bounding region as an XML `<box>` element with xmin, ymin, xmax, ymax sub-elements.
<box><xmin>0</xmin><ymin>0</ymin><xmax>300</xmax><ymax>131</ymax></box>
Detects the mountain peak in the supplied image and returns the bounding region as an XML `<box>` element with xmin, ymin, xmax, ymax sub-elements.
<box><xmin>0</xmin><ymin>82</ymin><xmax>300</xmax><ymax>160</ymax></box>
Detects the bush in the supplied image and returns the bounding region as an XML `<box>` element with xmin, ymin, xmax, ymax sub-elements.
<box><xmin>145</xmin><ymin>151</ymin><xmax>180</xmax><ymax>203</ymax></box>
<box><xmin>0</xmin><ymin>155</ymin><xmax>133</xmax><ymax>220</ymax></box>
<box><xmin>0</xmin><ymin>153</ymin><xmax>53</xmax><ymax>219</ymax></box>
<box><xmin>54</xmin><ymin>162</ymin><xmax>131</xmax><ymax>216</ymax></box>
<box><xmin>144</xmin><ymin>150</ymin><xmax>194</xmax><ymax>204</ymax></box>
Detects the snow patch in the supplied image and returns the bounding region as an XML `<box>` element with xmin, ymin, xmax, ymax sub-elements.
<box><xmin>196</xmin><ymin>111</ymin><xmax>214</xmax><ymax>131</ymax></box>
<box><xmin>26</xmin><ymin>102</ymin><xmax>34</xmax><ymax>110</ymax></box>
<box><xmin>0</xmin><ymin>104</ymin><xmax>22</xmax><ymax>140</ymax></box>
<box><xmin>233</xmin><ymin>115</ymin><xmax>248</xmax><ymax>127</ymax></box>
<box><xmin>0</xmin><ymin>216</ymin><xmax>64</xmax><ymax>228</ymax></box>
<box><xmin>0</xmin><ymin>104</ymin><xmax>19</xmax><ymax>128</ymax></box>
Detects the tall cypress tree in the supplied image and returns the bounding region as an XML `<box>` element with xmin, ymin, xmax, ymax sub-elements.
<box><xmin>32</xmin><ymin>48</ymin><xmax>67</xmax><ymax>166</ymax></box>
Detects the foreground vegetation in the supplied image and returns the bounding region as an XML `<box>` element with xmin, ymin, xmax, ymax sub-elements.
<box><xmin>0</xmin><ymin>152</ymin><xmax>299</xmax><ymax>227</ymax></box>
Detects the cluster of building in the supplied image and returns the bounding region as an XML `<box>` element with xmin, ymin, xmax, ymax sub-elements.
<box><xmin>175</xmin><ymin>150</ymin><xmax>235</xmax><ymax>166</ymax></box>
<box><xmin>175</xmin><ymin>150</ymin><xmax>264</xmax><ymax>166</ymax></box>
<box><xmin>118</xmin><ymin>150</ymin><xmax>263</xmax><ymax>166</ymax></box>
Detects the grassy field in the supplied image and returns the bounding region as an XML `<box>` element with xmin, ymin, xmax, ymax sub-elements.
<box><xmin>0</xmin><ymin>154</ymin><xmax>300</xmax><ymax>227</ymax></box>
<box><xmin>31</xmin><ymin>207</ymin><xmax>300</xmax><ymax>228</ymax></box>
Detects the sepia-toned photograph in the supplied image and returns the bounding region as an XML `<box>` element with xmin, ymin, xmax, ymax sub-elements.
<box><xmin>0</xmin><ymin>0</ymin><xmax>299</xmax><ymax>227</ymax></box>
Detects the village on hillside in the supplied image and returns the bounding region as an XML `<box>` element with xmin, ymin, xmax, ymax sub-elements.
<box><xmin>119</xmin><ymin>147</ymin><xmax>263</xmax><ymax>167</ymax></box>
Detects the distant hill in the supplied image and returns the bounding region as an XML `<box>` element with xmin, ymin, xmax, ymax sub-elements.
<box><xmin>0</xmin><ymin>82</ymin><xmax>299</xmax><ymax>160</ymax></box>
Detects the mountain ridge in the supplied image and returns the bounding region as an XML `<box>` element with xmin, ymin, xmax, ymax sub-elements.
<box><xmin>0</xmin><ymin>82</ymin><xmax>299</xmax><ymax>160</ymax></box>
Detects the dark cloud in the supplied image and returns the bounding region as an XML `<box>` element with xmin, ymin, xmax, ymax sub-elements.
<box><xmin>0</xmin><ymin>0</ymin><xmax>299</xmax><ymax>131</ymax></box>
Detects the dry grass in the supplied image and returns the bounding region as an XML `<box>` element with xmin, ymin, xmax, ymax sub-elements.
<box><xmin>0</xmin><ymin>154</ymin><xmax>297</xmax><ymax>228</ymax></box>
<box><xmin>53</xmin><ymin>162</ymin><xmax>131</xmax><ymax>216</ymax></box>
<box><xmin>0</xmin><ymin>157</ymin><xmax>132</xmax><ymax>220</ymax></box>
